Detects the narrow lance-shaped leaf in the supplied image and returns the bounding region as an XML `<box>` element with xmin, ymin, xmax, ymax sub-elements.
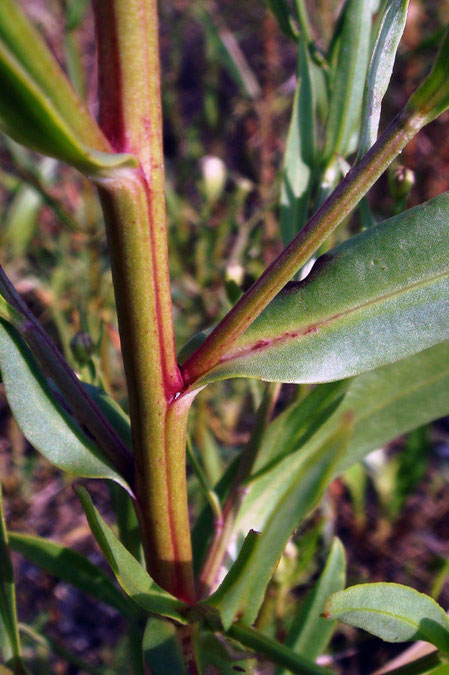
<box><xmin>276</xmin><ymin>538</ymin><xmax>346</xmax><ymax>672</ymax></box>
<box><xmin>323</xmin><ymin>0</ymin><xmax>372</xmax><ymax>161</ymax></box>
<box><xmin>75</xmin><ymin>486</ymin><xmax>187</xmax><ymax>623</ymax></box>
<box><xmin>82</xmin><ymin>382</ymin><xmax>133</xmax><ymax>450</ymax></box>
<box><xmin>185</xmin><ymin>192</ymin><xmax>449</xmax><ymax>387</ymax></box>
<box><xmin>7</xmin><ymin>532</ymin><xmax>139</xmax><ymax>621</ymax></box>
<box><xmin>326</xmin><ymin>583</ymin><xmax>449</xmax><ymax>653</ymax></box>
<box><xmin>0</xmin><ymin>485</ymin><xmax>27</xmax><ymax>673</ymax></box>
<box><xmin>407</xmin><ymin>26</ymin><xmax>449</xmax><ymax>124</ymax></box>
<box><xmin>0</xmin><ymin>318</ymin><xmax>131</xmax><ymax>492</ymax></box>
<box><xmin>280</xmin><ymin>34</ymin><xmax>315</xmax><ymax>244</ymax></box>
<box><xmin>0</xmin><ymin>0</ymin><xmax>135</xmax><ymax>174</ymax></box>
<box><xmin>233</xmin><ymin>338</ymin><xmax>449</xmax><ymax>542</ymax></box>
<box><xmin>205</xmin><ymin>418</ymin><xmax>351</xmax><ymax>629</ymax></box>
<box><xmin>190</xmin><ymin>380</ymin><xmax>348</xmax><ymax>571</ymax></box>
<box><xmin>357</xmin><ymin>0</ymin><xmax>410</xmax><ymax>160</ymax></box>
<box><xmin>143</xmin><ymin>616</ymin><xmax>187</xmax><ymax>675</ymax></box>
<box><xmin>0</xmin><ymin>265</ymin><xmax>133</xmax><ymax>482</ymax></box>
<box><xmin>226</xmin><ymin>623</ymin><xmax>333</xmax><ymax>675</ymax></box>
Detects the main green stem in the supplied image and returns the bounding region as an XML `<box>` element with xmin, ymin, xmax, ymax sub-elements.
<box><xmin>93</xmin><ymin>0</ymin><xmax>195</xmax><ymax>602</ymax></box>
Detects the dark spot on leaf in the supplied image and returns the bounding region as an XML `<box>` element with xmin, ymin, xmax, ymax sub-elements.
<box><xmin>250</xmin><ymin>339</ymin><xmax>271</xmax><ymax>351</ymax></box>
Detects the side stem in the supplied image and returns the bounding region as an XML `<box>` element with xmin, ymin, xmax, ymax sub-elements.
<box><xmin>198</xmin><ymin>382</ymin><xmax>280</xmax><ymax>597</ymax></box>
<box><xmin>181</xmin><ymin>109</ymin><xmax>425</xmax><ymax>386</ymax></box>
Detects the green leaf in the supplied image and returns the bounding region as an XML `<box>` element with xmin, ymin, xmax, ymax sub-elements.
<box><xmin>0</xmin><ymin>484</ymin><xmax>23</xmax><ymax>669</ymax></box>
<box><xmin>326</xmin><ymin>583</ymin><xmax>449</xmax><ymax>652</ymax></box>
<box><xmin>251</xmin><ymin>380</ymin><xmax>349</xmax><ymax>477</ymax></box>
<box><xmin>233</xmin><ymin>338</ymin><xmax>449</xmax><ymax>541</ymax></box>
<box><xmin>194</xmin><ymin>628</ymin><xmax>255</xmax><ymax>674</ymax></box>
<box><xmin>267</xmin><ymin>0</ymin><xmax>298</xmax><ymax>42</ymax></box>
<box><xmin>189</xmin><ymin>192</ymin><xmax>449</xmax><ymax>387</ymax></box>
<box><xmin>277</xmin><ymin>538</ymin><xmax>346</xmax><ymax>672</ymax></box>
<box><xmin>280</xmin><ymin>34</ymin><xmax>315</xmax><ymax>244</ymax></box>
<box><xmin>227</xmin><ymin>623</ymin><xmax>332</xmax><ymax>675</ymax></box>
<box><xmin>0</xmin><ymin>0</ymin><xmax>135</xmax><ymax>174</ymax></box>
<box><xmin>323</xmin><ymin>0</ymin><xmax>372</xmax><ymax>161</ymax></box>
<box><xmin>408</xmin><ymin>26</ymin><xmax>449</xmax><ymax>124</ymax></box>
<box><xmin>357</xmin><ymin>0</ymin><xmax>410</xmax><ymax>159</ymax></box>
<box><xmin>82</xmin><ymin>382</ymin><xmax>132</xmax><ymax>451</ymax></box>
<box><xmin>0</xmin><ymin>319</ymin><xmax>130</xmax><ymax>491</ymax></box>
<box><xmin>205</xmin><ymin>422</ymin><xmax>350</xmax><ymax>629</ymax></box>
<box><xmin>143</xmin><ymin>616</ymin><xmax>187</xmax><ymax>674</ymax></box>
<box><xmin>75</xmin><ymin>486</ymin><xmax>187</xmax><ymax>623</ymax></box>
<box><xmin>3</xmin><ymin>184</ymin><xmax>41</xmax><ymax>258</ymax></box>
<box><xmin>202</xmin><ymin>530</ymin><xmax>260</xmax><ymax>630</ymax></box>
<box><xmin>8</xmin><ymin>531</ymin><xmax>139</xmax><ymax>620</ymax></box>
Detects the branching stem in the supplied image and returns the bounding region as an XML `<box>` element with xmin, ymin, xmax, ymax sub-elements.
<box><xmin>181</xmin><ymin>109</ymin><xmax>425</xmax><ymax>386</ymax></box>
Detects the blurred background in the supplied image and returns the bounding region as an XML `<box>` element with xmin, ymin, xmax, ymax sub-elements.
<box><xmin>1</xmin><ymin>0</ymin><xmax>449</xmax><ymax>672</ymax></box>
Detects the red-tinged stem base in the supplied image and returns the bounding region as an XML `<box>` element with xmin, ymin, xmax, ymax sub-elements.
<box><xmin>134</xmin><ymin>391</ymin><xmax>197</xmax><ymax>603</ymax></box>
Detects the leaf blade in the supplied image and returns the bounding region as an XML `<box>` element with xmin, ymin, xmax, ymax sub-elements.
<box><xmin>76</xmin><ymin>486</ymin><xmax>187</xmax><ymax>623</ymax></box>
<box><xmin>326</xmin><ymin>584</ymin><xmax>449</xmax><ymax>652</ymax></box>
<box><xmin>143</xmin><ymin>616</ymin><xmax>187</xmax><ymax>675</ymax></box>
<box><xmin>323</xmin><ymin>0</ymin><xmax>372</xmax><ymax>161</ymax></box>
<box><xmin>0</xmin><ymin>485</ymin><xmax>23</xmax><ymax>668</ymax></box>
<box><xmin>205</xmin><ymin>421</ymin><xmax>350</xmax><ymax>629</ymax></box>
<box><xmin>233</xmin><ymin>339</ymin><xmax>449</xmax><ymax>541</ymax></box>
<box><xmin>278</xmin><ymin>538</ymin><xmax>346</xmax><ymax>669</ymax></box>
<box><xmin>280</xmin><ymin>34</ymin><xmax>315</xmax><ymax>244</ymax></box>
<box><xmin>0</xmin><ymin>319</ymin><xmax>130</xmax><ymax>491</ymax></box>
<box><xmin>193</xmin><ymin>192</ymin><xmax>449</xmax><ymax>386</ymax></box>
<box><xmin>357</xmin><ymin>0</ymin><xmax>410</xmax><ymax>159</ymax></box>
<box><xmin>7</xmin><ymin>532</ymin><xmax>139</xmax><ymax>620</ymax></box>
<box><xmin>0</xmin><ymin>0</ymin><xmax>135</xmax><ymax>174</ymax></box>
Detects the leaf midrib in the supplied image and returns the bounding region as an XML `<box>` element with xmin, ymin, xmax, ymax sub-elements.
<box><xmin>219</xmin><ymin>267</ymin><xmax>449</xmax><ymax>365</ymax></box>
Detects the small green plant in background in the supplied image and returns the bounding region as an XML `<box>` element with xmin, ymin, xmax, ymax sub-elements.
<box><xmin>1</xmin><ymin>0</ymin><xmax>449</xmax><ymax>673</ymax></box>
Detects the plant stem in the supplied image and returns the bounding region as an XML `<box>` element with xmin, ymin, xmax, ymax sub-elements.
<box><xmin>93</xmin><ymin>0</ymin><xmax>195</xmax><ymax>601</ymax></box>
<box><xmin>198</xmin><ymin>383</ymin><xmax>280</xmax><ymax>597</ymax></box>
<box><xmin>181</xmin><ymin>108</ymin><xmax>425</xmax><ymax>387</ymax></box>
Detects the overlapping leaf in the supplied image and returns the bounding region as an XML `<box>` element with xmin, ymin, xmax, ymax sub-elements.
<box><xmin>277</xmin><ymin>538</ymin><xmax>346</xmax><ymax>671</ymax></box>
<box><xmin>205</xmin><ymin>422</ymin><xmax>350</xmax><ymax>629</ymax></box>
<box><xmin>357</xmin><ymin>0</ymin><xmax>410</xmax><ymax>159</ymax></box>
<box><xmin>8</xmin><ymin>532</ymin><xmax>138</xmax><ymax>620</ymax></box>
<box><xmin>234</xmin><ymin>338</ymin><xmax>449</xmax><ymax>538</ymax></box>
<box><xmin>0</xmin><ymin>0</ymin><xmax>135</xmax><ymax>174</ymax></box>
<box><xmin>76</xmin><ymin>487</ymin><xmax>187</xmax><ymax>623</ymax></box>
<box><xmin>143</xmin><ymin>617</ymin><xmax>187</xmax><ymax>674</ymax></box>
<box><xmin>0</xmin><ymin>319</ymin><xmax>130</xmax><ymax>491</ymax></box>
<box><xmin>280</xmin><ymin>34</ymin><xmax>315</xmax><ymax>244</ymax></box>
<box><xmin>0</xmin><ymin>485</ymin><xmax>24</xmax><ymax>671</ymax></box>
<box><xmin>323</xmin><ymin>0</ymin><xmax>372</xmax><ymax>161</ymax></box>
